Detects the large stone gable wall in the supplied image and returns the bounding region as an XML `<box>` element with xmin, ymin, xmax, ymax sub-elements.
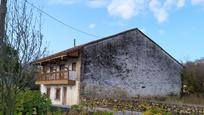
<box><xmin>80</xmin><ymin>29</ymin><xmax>182</xmax><ymax>98</ymax></box>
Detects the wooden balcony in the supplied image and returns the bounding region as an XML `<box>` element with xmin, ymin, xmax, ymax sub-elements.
<box><xmin>35</xmin><ymin>71</ymin><xmax>76</xmax><ymax>85</ymax></box>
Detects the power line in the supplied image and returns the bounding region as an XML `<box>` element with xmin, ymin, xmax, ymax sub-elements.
<box><xmin>25</xmin><ymin>0</ymin><xmax>101</xmax><ymax>38</ymax></box>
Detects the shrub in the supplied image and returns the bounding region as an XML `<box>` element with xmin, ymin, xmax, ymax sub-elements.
<box><xmin>69</xmin><ymin>104</ymin><xmax>113</xmax><ymax>115</ymax></box>
<box><xmin>68</xmin><ymin>104</ymin><xmax>89</xmax><ymax>115</ymax></box>
<box><xmin>92</xmin><ymin>111</ymin><xmax>113</xmax><ymax>115</ymax></box>
<box><xmin>15</xmin><ymin>90</ymin><xmax>51</xmax><ymax>115</ymax></box>
<box><xmin>182</xmin><ymin>61</ymin><xmax>204</xmax><ymax>94</ymax></box>
<box><xmin>143</xmin><ymin>107</ymin><xmax>172</xmax><ymax>115</ymax></box>
<box><xmin>51</xmin><ymin>109</ymin><xmax>64</xmax><ymax>115</ymax></box>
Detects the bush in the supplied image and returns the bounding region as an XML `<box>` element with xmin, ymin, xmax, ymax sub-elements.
<box><xmin>51</xmin><ymin>109</ymin><xmax>64</xmax><ymax>115</ymax></box>
<box><xmin>68</xmin><ymin>104</ymin><xmax>89</xmax><ymax>115</ymax></box>
<box><xmin>182</xmin><ymin>61</ymin><xmax>204</xmax><ymax>94</ymax></box>
<box><xmin>92</xmin><ymin>111</ymin><xmax>113</xmax><ymax>115</ymax></box>
<box><xmin>143</xmin><ymin>107</ymin><xmax>172</xmax><ymax>115</ymax></box>
<box><xmin>15</xmin><ymin>90</ymin><xmax>51</xmax><ymax>115</ymax></box>
<box><xmin>68</xmin><ymin>104</ymin><xmax>113</xmax><ymax>115</ymax></box>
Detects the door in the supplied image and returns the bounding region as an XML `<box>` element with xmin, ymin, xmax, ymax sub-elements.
<box><xmin>62</xmin><ymin>87</ymin><xmax>67</xmax><ymax>105</ymax></box>
<box><xmin>46</xmin><ymin>88</ymin><xmax>50</xmax><ymax>99</ymax></box>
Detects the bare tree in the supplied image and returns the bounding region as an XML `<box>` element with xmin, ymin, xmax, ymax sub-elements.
<box><xmin>0</xmin><ymin>0</ymin><xmax>47</xmax><ymax>114</ymax></box>
<box><xmin>182</xmin><ymin>61</ymin><xmax>204</xmax><ymax>95</ymax></box>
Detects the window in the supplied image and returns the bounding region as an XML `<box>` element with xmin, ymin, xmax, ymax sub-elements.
<box><xmin>55</xmin><ymin>88</ymin><xmax>61</xmax><ymax>100</ymax></box>
<box><xmin>46</xmin><ymin>88</ymin><xmax>50</xmax><ymax>98</ymax></box>
<box><xmin>50</xmin><ymin>66</ymin><xmax>54</xmax><ymax>72</ymax></box>
<box><xmin>59</xmin><ymin>64</ymin><xmax>65</xmax><ymax>71</ymax></box>
<box><xmin>43</xmin><ymin>66</ymin><xmax>47</xmax><ymax>73</ymax></box>
<box><xmin>72</xmin><ymin>62</ymin><xmax>76</xmax><ymax>71</ymax></box>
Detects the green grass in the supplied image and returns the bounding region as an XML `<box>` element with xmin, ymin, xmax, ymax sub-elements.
<box><xmin>147</xmin><ymin>95</ymin><xmax>204</xmax><ymax>105</ymax></box>
<box><xmin>179</xmin><ymin>95</ymin><xmax>204</xmax><ymax>105</ymax></box>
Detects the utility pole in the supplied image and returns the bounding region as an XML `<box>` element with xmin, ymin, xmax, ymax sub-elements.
<box><xmin>74</xmin><ymin>38</ymin><xmax>76</xmax><ymax>47</ymax></box>
<box><xmin>0</xmin><ymin>0</ymin><xmax>7</xmax><ymax>47</ymax></box>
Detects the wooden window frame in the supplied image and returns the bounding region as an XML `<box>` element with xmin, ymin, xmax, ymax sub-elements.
<box><xmin>72</xmin><ymin>62</ymin><xmax>76</xmax><ymax>71</ymax></box>
<box><xmin>43</xmin><ymin>66</ymin><xmax>47</xmax><ymax>73</ymax></box>
<box><xmin>55</xmin><ymin>88</ymin><xmax>61</xmax><ymax>100</ymax></box>
<box><xmin>46</xmin><ymin>87</ymin><xmax>50</xmax><ymax>98</ymax></box>
<box><xmin>50</xmin><ymin>66</ymin><xmax>54</xmax><ymax>72</ymax></box>
<box><xmin>59</xmin><ymin>64</ymin><xmax>65</xmax><ymax>71</ymax></box>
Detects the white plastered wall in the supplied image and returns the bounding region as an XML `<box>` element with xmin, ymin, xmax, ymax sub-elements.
<box><xmin>39</xmin><ymin>56</ymin><xmax>81</xmax><ymax>106</ymax></box>
<box><xmin>40</xmin><ymin>84</ymin><xmax>79</xmax><ymax>106</ymax></box>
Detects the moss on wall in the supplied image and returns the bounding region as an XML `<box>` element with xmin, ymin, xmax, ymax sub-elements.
<box><xmin>81</xmin><ymin>96</ymin><xmax>204</xmax><ymax>114</ymax></box>
<box><xmin>80</xmin><ymin>29</ymin><xmax>182</xmax><ymax>97</ymax></box>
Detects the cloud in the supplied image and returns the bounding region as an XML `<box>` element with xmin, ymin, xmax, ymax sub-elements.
<box><xmin>149</xmin><ymin>0</ymin><xmax>185</xmax><ymax>23</ymax></box>
<box><xmin>192</xmin><ymin>0</ymin><xmax>204</xmax><ymax>5</ymax></box>
<box><xmin>47</xmin><ymin>0</ymin><xmax>186</xmax><ymax>23</ymax></box>
<box><xmin>107</xmin><ymin>0</ymin><xmax>146</xmax><ymax>20</ymax></box>
<box><xmin>101</xmin><ymin>0</ymin><xmax>185</xmax><ymax>22</ymax></box>
<box><xmin>87</xmin><ymin>0</ymin><xmax>108</xmax><ymax>8</ymax></box>
<box><xmin>89</xmin><ymin>23</ymin><xmax>96</xmax><ymax>29</ymax></box>
<box><xmin>89</xmin><ymin>0</ymin><xmax>185</xmax><ymax>22</ymax></box>
<box><xmin>48</xmin><ymin>0</ymin><xmax>79</xmax><ymax>5</ymax></box>
<box><xmin>177</xmin><ymin>0</ymin><xmax>185</xmax><ymax>8</ymax></box>
<box><xmin>149</xmin><ymin>0</ymin><xmax>168</xmax><ymax>23</ymax></box>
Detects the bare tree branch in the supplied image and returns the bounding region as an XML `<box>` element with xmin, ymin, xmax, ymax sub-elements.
<box><xmin>0</xmin><ymin>0</ymin><xmax>47</xmax><ymax>114</ymax></box>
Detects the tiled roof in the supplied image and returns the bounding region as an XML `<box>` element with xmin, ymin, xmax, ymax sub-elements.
<box><xmin>32</xmin><ymin>28</ymin><xmax>139</xmax><ymax>64</ymax></box>
<box><xmin>32</xmin><ymin>45</ymin><xmax>84</xmax><ymax>64</ymax></box>
<box><xmin>32</xmin><ymin>28</ymin><xmax>183</xmax><ymax>67</ymax></box>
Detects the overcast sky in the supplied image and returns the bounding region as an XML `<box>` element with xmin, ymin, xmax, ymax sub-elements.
<box><xmin>34</xmin><ymin>0</ymin><xmax>204</xmax><ymax>62</ymax></box>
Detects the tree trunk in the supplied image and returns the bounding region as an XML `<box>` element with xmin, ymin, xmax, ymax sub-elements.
<box><xmin>0</xmin><ymin>1</ymin><xmax>8</xmax><ymax>114</ymax></box>
<box><xmin>0</xmin><ymin>0</ymin><xmax>7</xmax><ymax>46</ymax></box>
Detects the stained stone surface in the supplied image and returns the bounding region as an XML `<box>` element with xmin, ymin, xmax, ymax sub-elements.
<box><xmin>80</xmin><ymin>29</ymin><xmax>182</xmax><ymax>97</ymax></box>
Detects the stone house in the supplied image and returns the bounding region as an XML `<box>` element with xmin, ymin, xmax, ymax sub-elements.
<box><xmin>33</xmin><ymin>28</ymin><xmax>183</xmax><ymax>106</ymax></box>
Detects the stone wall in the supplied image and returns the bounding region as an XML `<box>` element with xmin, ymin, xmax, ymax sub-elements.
<box><xmin>81</xmin><ymin>97</ymin><xmax>204</xmax><ymax>114</ymax></box>
<box><xmin>80</xmin><ymin>29</ymin><xmax>182</xmax><ymax>97</ymax></box>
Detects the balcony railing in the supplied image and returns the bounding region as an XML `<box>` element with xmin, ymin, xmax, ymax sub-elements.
<box><xmin>36</xmin><ymin>70</ymin><xmax>76</xmax><ymax>85</ymax></box>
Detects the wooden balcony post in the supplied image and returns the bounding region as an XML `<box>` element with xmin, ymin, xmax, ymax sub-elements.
<box><xmin>67</xmin><ymin>70</ymin><xmax>69</xmax><ymax>80</ymax></box>
<box><xmin>35</xmin><ymin>70</ymin><xmax>75</xmax><ymax>85</ymax></box>
<box><xmin>60</xmin><ymin>71</ymin><xmax>62</xmax><ymax>80</ymax></box>
<box><xmin>61</xmin><ymin>71</ymin><xmax>63</xmax><ymax>80</ymax></box>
